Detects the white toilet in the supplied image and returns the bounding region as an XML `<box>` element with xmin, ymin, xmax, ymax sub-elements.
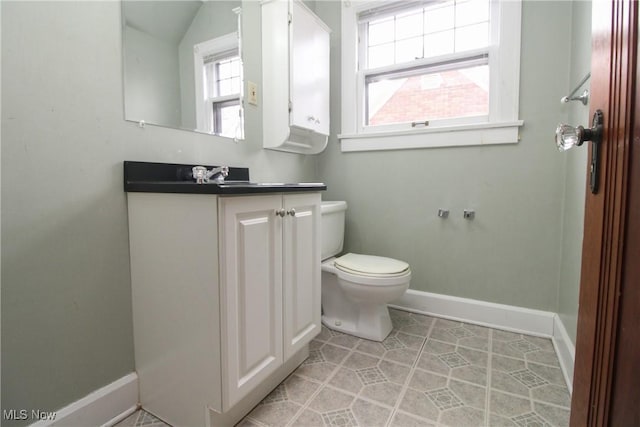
<box><xmin>321</xmin><ymin>201</ymin><xmax>411</xmax><ymax>341</ymax></box>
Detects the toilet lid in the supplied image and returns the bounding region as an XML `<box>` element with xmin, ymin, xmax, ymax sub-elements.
<box><xmin>334</xmin><ymin>253</ymin><xmax>409</xmax><ymax>276</ymax></box>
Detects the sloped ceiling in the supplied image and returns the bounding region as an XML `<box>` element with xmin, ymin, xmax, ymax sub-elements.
<box><xmin>123</xmin><ymin>1</ymin><xmax>203</xmax><ymax>44</ymax></box>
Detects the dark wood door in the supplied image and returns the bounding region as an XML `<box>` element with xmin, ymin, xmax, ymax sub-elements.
<box><xmin>570</xmin><ymin>1</ymin><xmax>639</xmax><ymax>425</ymax></box>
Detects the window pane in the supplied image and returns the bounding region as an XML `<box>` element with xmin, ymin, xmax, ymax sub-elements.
<box><xmin>219</xmin><ymin>104</ymin><xmax>240</xmax><ymax>138</ymax></box>
<box><xmin>424</xmin><ymin>30</ymin><xmax>454</xmax><ymax>58</ymax></box>
<box><xmin>396</xmin><ymin>36</ymin><xmax>423</xmax><ymax>63</ymax></box>
<box><xmin>213</xmin><ymin>101</ymin><xmax>241</xmax><ymax>139</ymax></box>
<box><xmin>218</xmin><ymin>61</ymin><xmax>232</xmax><ymax>79</ymax></box>
<box><xmin>455</xmin><ymin>0</ymin><xmax>489</xmax><ymax>27</ymax></box>
<box><xmin>218</xmin><ymin>79</ymin><xmax>233</xmax><ymax>96</ymax></box>
<box><xmin>424</xmin><ymin>3</ymin><xmax>454</xmax><ymax>33</ymax></box>
<box><xmin>368</xmin><ymin>17</ymin><xmax>394</xmax><ymax>46</ymax></box>
<box><xmin>368</xmin><ymin>43</ymin><xmax>395</xmax><ymax>68</ymax></box>
<box><xmin>231</xmin><ymin>58</ymin><xmax>240</xmax><ymax>76</ymax></box>
<box><xmin>366</xmin><ymin>64</ymin><xmax>489</xmax><ymax>125</ymax></box>
<box><xmin>395</xmin><ymin>10</ymin><xmax>423</xmax><ymax>40</ymax></box>
<box><xmin>455</xmin><ymin>22</ymin><xmax>489</xmax><ymax>52</ymax></box>
<box><xmin>229</xmin><ymin>77</ymin><xmax>240</xmax><ymax>95</ymax></box>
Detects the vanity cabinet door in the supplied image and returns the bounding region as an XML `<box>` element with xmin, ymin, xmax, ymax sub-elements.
<box><xmin>289</xmin><ymin>1</ymin><xmax>330</xmax><ymax>135</ymax></box>
<box><xmin>282</xmin><ymin>193</ymin><xmax>321</xmax><ymax>359</ymax></box>
<box><xmin>219</xmin><ymin>195</ymin><xmax>283</xmax><ymax>411</ymax></box>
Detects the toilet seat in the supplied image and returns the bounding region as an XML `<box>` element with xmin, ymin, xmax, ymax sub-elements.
<box><xmin>335</xmin><ymin>253</ymin><xmax>409</xmax><ymax>277</ymax></box>
<box><xmin>333</xmin><ymin>253</ymin><xmax>411</xmax><ymax>287</ymax></box>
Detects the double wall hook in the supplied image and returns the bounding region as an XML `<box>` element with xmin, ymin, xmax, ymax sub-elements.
<box><xmin>555</xmin><ymin>110</ymin><xmax>604</xmax><ymax>193</ymax></box>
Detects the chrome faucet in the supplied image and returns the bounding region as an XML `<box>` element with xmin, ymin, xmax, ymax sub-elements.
<box><xmin>192</xmin><ymin>165</ymin><xmax>229</xmax><ymax>184</ymax></box>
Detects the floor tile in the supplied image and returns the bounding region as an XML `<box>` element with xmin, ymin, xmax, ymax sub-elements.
<box><xmin>308</xmin><ymin>386</ymin><xmax>355</xmax><ymax>413</ymax></box>
<box><xmin>439</xmin><ymin>405</ymin><xmax>486</xmax><ymax>427</ymax></box>
<box><xmin>290</xmin><ymin>408</ymin><xmax>324</xmax><ymax>426</ymax></box>
<box><xmin>492</xmin><ymin>354</ymin><xmax>527</xmax><ymax>373</ymax></box>
<box><xmin>351</xmin><ymin>398</ymin><xmax>392</xmax><ymax>426</ymax></box>
<box><xmin>398</xmin><ymin>388</ymin><xmax>440</xmax><ymax>422</ymax></box>
<box><xmin>127</xmin><ymin>309</ymin><xmax>572</xmax><ymax>427</ymax></box>
<box><xmin>416</xmin><ymin>351</ymin><xmax>451</xmax><ymax>375</ymax></box>
<box><xmin>388</xmin><ymin>410</ymin><xmax>436</xmax><ymax>427</ymax></box>
<box><xmin>377</xmin><ymin>359</ymin><xmax>411</xmax><ymax>385</ymax></box>
<box><xmin>328</xmin><ymin>366</ymin><xmax>364</xmax><ymax>394</ymax></box>
<box><xmin>317</xmin><ymin>342</ymin><xmax>351</xmax><ymax>364</ymax></box>
<box><xmin>490</xmin><ymin>370</ymin><xmax>531</xmax><ymax>397</ymax></box>
<box><xmin>321</xmin><ymin>408</ymin><xmax>358</xmax><ymax>426</ymax></box>
<box><xmin>115</xmin><ymin>410</ymin><xmax>170</xmax><ymax>427</ymax></box>
<box><xmin>407</xmin><ymin>368</ymin><xmax>448</xmax><ymax>392</ymax></box>
<box><xmin>450</xmin><ymin>365</ymin><xmax>488</xmax><ymax>387</ymax></box>
<box><xmin>531</xmin><ymin>384</ymin><xmax>571</xmax><ymax>407</ymax></box>
<box><xmin>328</xmin><ymin>333</ymin><xmax>362</xmax><ymax>349</ymax></box>
<box><xmin>246</xmin><ymin>400</ymin><xmax>302</xmax><ymax>426</ymax></box>
<box><xmin>281</xmin><ymin>374</ymin><xmax>321</xmax><ymax>406</ymax></box>
<box><xmin>489</xmin><ymin>412</ymin><xmax>518</xmax><ymax>426</ymax></box>
<box><xmin>527</xmin><ymin>362</ymin><xmax>567</xmax><ymax>386</ymax></box>
<box><xmin>490</xmin><ymin>389</ymin><xmax>535</xmax><ymax>419</ymax></box>
<box><xmin>360</xmin><ymin>381</ymin><xmax>403</xmax><ymax>407</ymax></box>
<box><xmin>382</xmin><ymin>347</ymin><xmax>420</xmax><ymax>366</ymax></box>
<box><xmin>448</xmin><ymin>379</ymin><xmax>487</xmax><ymax>409</ymax></box>
<box><xmin>526</xmin><ymin>349</ymin><xmax>562</xmax><ymax>367</ymax></box>
<box><xmin>522</xmin><ymin>335</ymin><xmax>555</xmax><ymax>352</ymax></box>
<box><xmin>534</xmin><ymin>401</ymin><xmax>570</xmax><ymax>427</ymax></box>
<box><xmin>342</xmin><ymin>352</ymin><xmax>380</xmax><ymax>370</ymax></box>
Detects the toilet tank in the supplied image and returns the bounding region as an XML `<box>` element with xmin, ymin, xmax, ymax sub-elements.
<box><xmin>321</xmin><ymin>201</ymin><xmax>347</xmax><ymax>260</ymax></box>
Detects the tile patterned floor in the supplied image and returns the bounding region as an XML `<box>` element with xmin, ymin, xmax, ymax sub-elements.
<box><xmin>118</xmin><ymin>309</ymin><xmax>571</xmax><ymax>427</ymax></box>
<box><xmin>116</xmin><ymin>410</ymin><xmax>169</xmax><ymax>427</ymax></box>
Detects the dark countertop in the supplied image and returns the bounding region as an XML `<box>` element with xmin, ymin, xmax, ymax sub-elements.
<box><xmin>124</xmin><ymin>161</ymin><xmax>327</xmax><ymax>195</ymax></box>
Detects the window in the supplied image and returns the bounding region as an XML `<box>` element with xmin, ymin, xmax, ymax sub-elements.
<box><xmin>194</xmin><ymin>33</ymin><xmax>244</xmax><ymax>139</ymax></box>
<box><xmin>340</xmin><ymin>0</ymin><xmax>523</xmax><ymax>151</ymax></box>
<box><xmin>203</xmin><ymin>51</ymin><xmax>243</xmax><ymax>138</ymax></box>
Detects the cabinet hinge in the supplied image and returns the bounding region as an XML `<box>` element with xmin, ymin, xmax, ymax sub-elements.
<box><xmin>288</xmin><ymin>100</ymin><xmax>293</xmax><ymax>112</ymax></box>
<box><xmin>288</xmin><ymin>12</ymin><xmax>292</xmax><ymax>24</ymax></box>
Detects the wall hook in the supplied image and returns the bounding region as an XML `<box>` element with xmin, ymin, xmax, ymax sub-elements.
<box><xmin>561</xmin><ymin>72</ymin><xmax>590</xmax><ymax>105</ymax></box>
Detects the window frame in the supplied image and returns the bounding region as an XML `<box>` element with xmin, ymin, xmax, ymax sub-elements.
<box><xmin>340</xmin><ymin>0</ymin><xmax>523</xmax><ymax>152</ymax></box>
<box><xmin>194</xmin><ymin>32</ymin><xmax>243</xmax><ymax>137</ymax></box>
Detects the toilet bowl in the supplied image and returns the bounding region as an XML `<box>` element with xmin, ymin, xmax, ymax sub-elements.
<box><xmin>320</xmin><ymin>201</ymin><xmax>411</xmax><ymax>341</ymax></box>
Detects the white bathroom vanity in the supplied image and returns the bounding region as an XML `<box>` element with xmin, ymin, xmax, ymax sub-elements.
<box><xmin>125</xmin><ymin>161</ymin><xmax>323</xmax><ymax>426</ymax></box>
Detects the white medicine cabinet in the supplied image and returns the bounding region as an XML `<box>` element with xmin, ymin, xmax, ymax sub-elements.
<box><xmin>262</xmin><ymin>0</ymin><xmax>330</xmax><ymax>154</ymax></box>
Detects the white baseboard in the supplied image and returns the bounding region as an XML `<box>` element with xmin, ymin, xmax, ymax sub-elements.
<box><xmin>30</xmin><ymin>373</ymin><xmax>138</xmax><ymax>427</ymax></box>
<box><xmin>390</xmin><ymin>289</ymin><xmax>574</xmax><ymax>392</ymax></box>
<box><xmin>552</xmin><ymin>314</ymin><xmax>576</xmax><ymax>394</ymax></box>
<box><xmin>390</xmin><ymin>289</ymin><xmax>556</xmax><ymax>337</ymax></box>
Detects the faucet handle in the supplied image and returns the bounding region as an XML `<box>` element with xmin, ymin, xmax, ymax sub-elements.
<box><xmin>192</xmin><ymin>166</ymin><xmax>208</xmax><ymax>184</ymax></box>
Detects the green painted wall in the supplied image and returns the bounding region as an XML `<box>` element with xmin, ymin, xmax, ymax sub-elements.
<box><xmin>557</xmin><ymin>0</ymin><xmax>592</xmax><ymax>345</ymax></box>
<box><xmin>1</xmin><ymin>1</ymin><xmax>317</xmax><ymax>424</ymax></box>
<box><xmin>316</xmin><ymin>1</ymin><xmax>575</xmax><ymax>311</ymax></box>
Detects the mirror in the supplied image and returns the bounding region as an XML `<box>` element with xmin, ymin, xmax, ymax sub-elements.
<box><xmin>122</xmin><ymin>1</ymin><xmax>244</xmax><ymax>140</ymax></box>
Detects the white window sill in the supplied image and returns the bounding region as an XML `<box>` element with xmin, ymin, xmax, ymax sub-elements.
<box><xmin>338</xmin><ymin>120</ymin><xmax>524</xmax><ymax>152</ymax></box>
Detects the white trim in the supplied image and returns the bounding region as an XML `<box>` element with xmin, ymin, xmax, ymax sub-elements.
<box><xmin>390</xmin><ymin>289</ymin><xmax>555</xmax><ymax>337</ymax></box>
<box><xmin>552</xmin><ymin>314</ymin><xmax>576</xmax><ymax>394</ymax></box>
<box><xmin>389</xmin><ymin>289</ymin><xmax>575</xmax><ymax>392</ymax></box>
<box><xmin>29</xmin><ymin>373</ymin><xmax>138</xmax><ymax>427</ymax></box>
<box><xmin>340</xmin><ymin>121</ymin><xmax>522</xmax><ymax>152</ymax></box>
